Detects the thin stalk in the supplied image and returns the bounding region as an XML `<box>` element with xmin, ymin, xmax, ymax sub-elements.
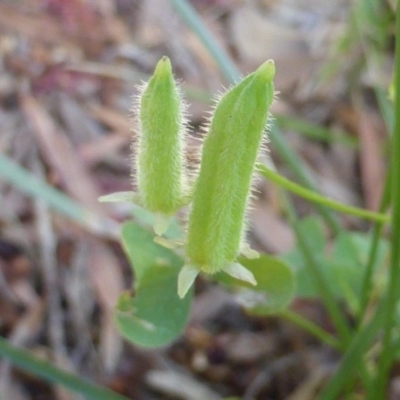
<box><xmin>367</xmin><ymin>4</ymin><xmax>400</xmax><ymax>397</ymax></box>
<box><xmin>357</xmin><ymin>172</ymin><xmax>391</xmax><ymax>326</ymax></box>
<box><xmin>257</xmin><ymin>164</ymin><xmax>389</xmax><ymax>223</ymax></box>
<box><xmin>269</xmin><ymin>125</ymin><xmax>342</xmax><ymax>235</ymax></box>
<box><xmin>282</xmin><ymin>194</ymin><xmax>351</xmax><ymax>344</ymax></box>
<box><xmin>0</xmin><ymin>337</ymin><xmax>129</xmax><ymax>400</ymax></box>
<box><xmin>279</xmin><ymin>309</ymin><xmax>342</xmax><ymax>351</ymax></box>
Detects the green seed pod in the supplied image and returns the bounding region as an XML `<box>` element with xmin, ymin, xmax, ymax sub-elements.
<box><xmin>136</xmin><ymin>56</ymin><xmax>188</xmax><ymax>234</ymax></box>
<box><xmin>99</xmin><ymin>57</ymin><xmax>189</xmax><ymax>235</ymax></box>
<box><xmin>179</xmin><ymin>60</ymin><xmax>276</xmax><ymax>298</ymax></box>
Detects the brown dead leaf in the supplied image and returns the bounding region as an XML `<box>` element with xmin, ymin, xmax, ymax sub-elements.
<box><xmin>78</xmin><ymin>134</ymin><xmax>129</xmax><ymax>167</ymax></box>
<box><xmin>0</xmin><ymin>4</ymin><xmax>63</xmax><ymax>44</ymax></box>
<box><xmin>86</xmin><ymin>238</ymin><xmax>124</xmax><ymax>373</ymax></box>
<box><xmin>55</xmin><ymin>94</ymin><xmax>103</xmax><ymax>146</ymax></box>
<box><xmin>88</xmin><ymin>105</ymin><xmax>133</xmax><ymax>136</ymax></box>
<box><xmin>21</xmin><ymin>94</ymin><xmax>104</xmax><ymax>213</ymax></box>
<box><xmin>87</xmin><ymin>238</ymin><xmax>123</xmax><ymax>310</ymax></box>
<box><xmin>229</xmin><ymin>4</ymin><xmax>311</xmax><ymax>91</ymax></box>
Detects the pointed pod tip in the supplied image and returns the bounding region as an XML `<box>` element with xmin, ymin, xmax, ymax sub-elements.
<box><xmin>154</xmin><ymin>56</ymin><xmax>172</xmax><ymax>76</ymax></box>
<box><xmin>256</xmin><ymin>59</ymin><xmax>275</xmax><ymax>82</ymax></box>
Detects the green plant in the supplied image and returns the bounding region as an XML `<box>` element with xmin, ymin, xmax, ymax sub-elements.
<box><xmin>100</xmin><ymin>1</ymin><xmax>398</xmax><ymax>398</ymax></box>
<box><xmin>100</xmin><ymin>53</ymin><xmax>393</xmax><ymax>367</ymax></box>
<box><xmin>0</xmin><ymin>1</ymin><xmax>398</xmax><ymax>399</ymax></box>
<box><xmin>101</xmin><ymin>57</ymin><xmax>298</xmax><ymax>346</ymax></box>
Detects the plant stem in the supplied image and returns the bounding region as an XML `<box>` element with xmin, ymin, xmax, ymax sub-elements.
<box><xmin>357</xmin><ymin>172</ymin><xmax>391</xmax><ymax>326</ymax></box>
<box><xmin>269</xmin><ymin>125</ymin><xmax>342</xmax><ymax>235</ymax></box>
<box><xmin>282</xmin><ymin>195</ymin><xmax>351</xmax><ymax>344</ymax></box>
<box><xmin>279</xmin><ymin>309</ymin><xmax>342</xmax><ymax>351</ymax></box>
<box><xmin>257</xmin><ymin>164</ymin><xmax>389</xmax><ymax>223</ymax></box>
<box><xmin>0</xmin><ymin>337</ymin><xmax>129</xmax><ymax>400</ymax></box>
<box><xmin>367</xmin><ymin>4</ymin><xmax>400</xmax><ymax>397</ymax></box>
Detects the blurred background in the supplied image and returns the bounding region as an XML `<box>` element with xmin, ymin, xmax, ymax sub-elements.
<box><xmin>0</xmin><ymin>0</ymin><xmax>395</xmax><ymax>399</ymax></box>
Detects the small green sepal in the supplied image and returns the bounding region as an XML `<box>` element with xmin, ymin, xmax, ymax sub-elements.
<box><xmin>224</xmin><ymin>263</ymin><xmax>257</xmax><ymax>286</ymax></box>
<box><xmin>178</xmin><ymin>264</ymin><xmax>199</xmax><ymax>299</ymax></box>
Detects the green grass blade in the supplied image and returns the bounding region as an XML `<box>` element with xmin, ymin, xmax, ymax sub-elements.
<box><xmin>274</xmin><ymin>114</ymin><xmax>358</xmax><ymax>148</ymax></box>
<box><xmin>269</xmin><ymin>125</ymin><xmax>342</xmax><ymax>234</ymax></box>
<box><xmin>367</xmin><ymin>3</ymin><xmax>400</xmax><ymax>397</ymax></box>
<box><xmin>0</xmin><ymin>154</ymin><xmax>117</xmax><ymax>236</ymax></box>
<box><xmin>318</xmin><ymin>302</ymin><xmax>385</xmax><ymax>400</ymax></box>
<box><xmin>0</xmin><ymin>337</ymin><xmax>129</xmax><ymax>400</ymax></box>
<box><xmin>280</xmin><ymin>309</ymin><xmax>342</xmax><ymax>351</ymax></box>
<box><xmin>357</xmin><ymin>171</ymin><xmax>391</xmax><ymax>325</ymax></box>
<box><xmin>169</xmin><ymin>0</ymin><xmax>241</xmax><ymax>82</ymax></box>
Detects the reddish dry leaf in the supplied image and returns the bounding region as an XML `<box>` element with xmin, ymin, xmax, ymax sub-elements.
<box><xmin>87</xmin><ymin>239</ymin><xmax>123</xmax><ymax>310</ymax></box>
<box><xmin>86</xmin><ymin>238</ymin><xmax>124</xmax><ymax>372</ymax></box>
<box><xmin>357</xmin><ymin>107</ymin><xmax>386</xmax><ymax>211</ymax></box>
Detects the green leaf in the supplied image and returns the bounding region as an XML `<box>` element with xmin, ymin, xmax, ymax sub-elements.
<box><xmin>282</xmin><ymin>216</ymin><xmax>389</xmax><ymax>308</ymax></box>
<box><xmin>327</xmin><ymin>232</ymin><xmax>389</xmax><ymax>312</ymax></box>
<box><xmin>281</xmin><ymin>216</ymin><xmax>326</xmax><ymax>298</ymax></box>
<box><xmin>116</xmin><ymin>221</ymin><xmax>193</xmax><ymax>347</ymax></box>
<box><xmin>216</xmin><ymin>254</ymin><xmax>295</xmax><ymax>315</ymax></box>
<box><xmin>0</xmin><ymin>338</ymin><xmax>130</xmax><ymax>400</ymax></box>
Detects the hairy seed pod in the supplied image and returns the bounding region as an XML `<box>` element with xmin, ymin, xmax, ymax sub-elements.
<box><xmin>137</xmin><ymin>56</ymin><xmax>188</xmax><ymax>234</ymax></box>
<box><xmin>179</xmin><ymin>60</ymin><xmax>275</xmax><ymax>298</ymax></box>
